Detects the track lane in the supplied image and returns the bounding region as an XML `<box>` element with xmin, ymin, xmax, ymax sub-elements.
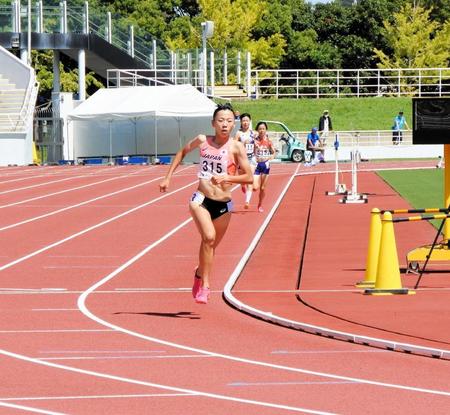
<box><xmin>0</xmin><ymin>163</ymin><xmax>449</xmax><ymax>414</ymax></box>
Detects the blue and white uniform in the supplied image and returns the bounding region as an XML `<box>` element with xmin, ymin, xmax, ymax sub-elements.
<box><xmin>237</xmin><ymin>130</ymin><xmax>257</xmax><ymax>166</ymax></box>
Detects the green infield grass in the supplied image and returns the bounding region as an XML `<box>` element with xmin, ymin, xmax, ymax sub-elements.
<box><xmin>378</xmin><ymin>168</ymin><xmax>445</xmax><ymax>228</ymax></box>
<box><xmin>230</xmin><ymin>96</ymin><xmax>411</xmax><ymax>132</ymax></box>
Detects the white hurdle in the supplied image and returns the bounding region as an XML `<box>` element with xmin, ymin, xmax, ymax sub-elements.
<box><xmin>340</xmin><ymin>134</ymin><xmax>368</xmax><ymax>204</ymax></box>
<box><xmin>326</xmin><ymin>133</ymin><xmax>347</xmax><ymax>196</ymax></box>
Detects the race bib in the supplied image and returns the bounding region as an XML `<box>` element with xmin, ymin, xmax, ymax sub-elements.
<box><xmin>191</xmin><ymin>191</ymin><xmax>205</xmax><ymax>204</ymax></box>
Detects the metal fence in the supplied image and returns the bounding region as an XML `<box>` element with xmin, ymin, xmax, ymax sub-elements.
<box><xmin>34</xmin><ymin>108</ymin><xmax>63</xmax><ymax>164</ymax></box>
<box><xmin>270</xmin><ymin>130</ymin><xmax>412</xmax><ymax>150</ymax></box>
<box><xmin>250</xmin><ymin>68</ymin><xmax>450</xmax><ymax>99</ymax></box>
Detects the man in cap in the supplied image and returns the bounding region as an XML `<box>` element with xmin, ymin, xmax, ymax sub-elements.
<box><xmin>318</xmin><ymin>110</ymin><xmax>333</xmax><ymax>144</ymax></box>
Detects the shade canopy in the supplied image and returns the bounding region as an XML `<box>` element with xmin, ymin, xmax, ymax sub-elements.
<box><xmin>68</xmin><ymin>84</ymin><xmax>217</xmax><ymax>121</ymax></box>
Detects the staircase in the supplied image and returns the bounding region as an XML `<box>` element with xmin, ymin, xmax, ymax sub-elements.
<box><xmin>0</xmin><ymin>74</ymin><xmax>26</xmax><ymax>132</ymax></box>
<box><xmin>213</xmin><ymin>85</ymin><xmax>249</xmax><ymax>100</ymax></box>
<box><xmin>0</xmin><ymin>45</ymin><xmax>38</xmax><ymax>165</ymax></box>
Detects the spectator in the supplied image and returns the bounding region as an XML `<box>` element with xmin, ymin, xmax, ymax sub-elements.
<box><xmin>392</xmin><ymin>111</ymin><xmax>409</xmax><ymax>145</ymax></box>
<box><xmin>307</xmin><ymin>127</ymin><xmax>325</xmax><ymax>163</ymax></box>
<box><xmin>318</xmin><ymin>110</ymin><xmax>333</xmax><ymax>144</ymax></box>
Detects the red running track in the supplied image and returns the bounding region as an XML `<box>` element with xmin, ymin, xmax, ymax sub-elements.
<box><xmin>0</xmin><ymin>162</ymin><xmax>449</xmax><ymax>414</ymax></box>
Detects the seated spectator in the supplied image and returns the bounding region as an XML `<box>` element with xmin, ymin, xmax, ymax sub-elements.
<box><xmin>307</xmin><ymin>127</ymin><xmax>325</xmax><ymax>162</ymax></box>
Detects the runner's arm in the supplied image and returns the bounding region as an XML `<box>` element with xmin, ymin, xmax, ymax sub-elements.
<box><xmin>159</xmin><ymin>135</ymin><xmax>205</xmax><ymax>192</ymax></box>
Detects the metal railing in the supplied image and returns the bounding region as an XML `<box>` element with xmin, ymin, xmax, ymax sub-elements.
<box><xmin>251</xmin><ymin>68</ymin><xmax>450</xmax><ymax>99</ymax></box>
<box><xmin>16</xmin><ymin>72</ymin><xmax>38</xmax><ymax>131</ymax></box>
<box><xmin>270</xmin><ymin>130</ymin><xmax>412</xmax><ymax>148</ymax></box>
<box><xmin>0</xmin><ymin>1</ymin><xmax>172</xmax><ymax>69</ymax></box>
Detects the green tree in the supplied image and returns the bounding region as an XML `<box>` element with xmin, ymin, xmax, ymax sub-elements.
<box><xmin>33</xmin><ymin>51</ymin><xmax>103</xmax><ymax>99</ymax></box>
<box><xmin>287</xmin><ymin>29</ymin><xmax>342</xmax><ymax>69</ymax></box>
<box><xmin>419</xmin><ymin>0</ymin><xmax>450</xmax><ymax>23</ymax></box>
<box><xmin>164</xmin><ymin>0</ymin><xmax>286</xmax><ymax>68</ymax></box>
<box><xmin>252</xmin><ymin>1</ymin><xmax>293</xmax><ymax>39</ymax></box>
<box><xmin>374</xmin><ymin>3</ymin><xmax>450</xmax><ymax>68</ymax></box>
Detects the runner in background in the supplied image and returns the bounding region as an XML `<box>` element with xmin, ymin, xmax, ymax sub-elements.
<box><xmin>253</xmin><ymin>121</ymin><xmax>276</xmax><ymax>213</ymax></box>
<box><xmin>159</xmin><ymin>103</ymin><xmax>252</xmax><ymax>304</ymax></box>
<box><xmin>234</xmin><ymin>113</ymin><xmax>257</xmax><ymax>209</ymax></box>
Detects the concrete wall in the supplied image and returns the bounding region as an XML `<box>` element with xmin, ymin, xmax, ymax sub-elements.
<box><xmin>0</xmin><ymin>132</ymin><xmax>29</xmax><ymax>165</ymax></box>
<box><xmin>0</xmin><ymin>46</ymin><xmax>31</xmax><ymax>89</ymax></box>
<box><xmin>324</xmin><ymin>144</ymin><xmax>443</xmax><ymax>162</ymax></box>
<box><xmin>0</xmin><ymin>46</ymin><xmax>35</xmax><ymax>166</ymax></box>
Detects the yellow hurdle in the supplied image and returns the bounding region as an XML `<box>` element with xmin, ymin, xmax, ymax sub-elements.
<box><xmin>365</xmin><ymin>211</ymin><xmax>415</xmax><ymax>295</ymax></box>
<box><xmin>356</xmin><ymin>208</ymin><xmax>381</xmax><ymax>288</ymax></box>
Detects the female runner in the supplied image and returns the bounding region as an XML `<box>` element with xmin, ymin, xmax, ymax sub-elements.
<box><xmin>159</xmin><ymin>103</ymin><xmax>253</xmax><ymax>304</ymax></box>
<box><xmin>253</xmin><ymin>121</ymin><xmax>276</xmax><ymax>213</ymax></box>
<box><xmin>234</xmin><ymin>113</ymin><xmax>257</xmax><ymax>209</ymax></box>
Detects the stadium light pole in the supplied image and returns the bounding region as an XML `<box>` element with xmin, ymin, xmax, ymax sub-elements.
<box><xmin>27</xmin><ymin>0</ymin><xmax>31</xmax><ymax>65</ymax></box>
<box><xmin>201</xmin><ymin>21</ymin><xmax>214</xmax><ymax>95</ymax></box>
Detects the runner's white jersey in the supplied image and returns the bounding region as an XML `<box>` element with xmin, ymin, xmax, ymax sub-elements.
<box><xmin>238</xmin><ymin>129</ymin><xmax>256</xmax><ymax>160</ymax></box>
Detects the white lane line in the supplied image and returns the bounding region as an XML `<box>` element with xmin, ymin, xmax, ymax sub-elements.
<box><xmin>0</xmin><ymin>173</ymin><xmax>104</xmax><ymax>195</ymax></box>
<box><xmin>0</xmin><ymin>180</ymin><xmax>197</xmax><ymax>271</ymax></box>
<box><xmin>0</xmin><ymin>348</ymin><xmax>336</xmax><ymax>415</ymax></box>
<box><xmin>1</xmin><ymin>393</ymin><xmax>194</xmax><ymax>402</ymax></box>
<box><xmin>43</xmin><ymin>266</ymin><xmax>118</xmax><ymax>269</ymax></box>
<box><xmin>48</xmin><ymin>255</ymin><xmax>119</xmax><ymax>258</ymax></box>
<box><xmin>271</xmin><ymin>350</ymin><xmax>388</xmax><ymax>355</ymax></box>
<box><xmin>0</xmin><ymin>288</ymin><xmax>66</xmax><ymax>292</ymax></box>
<box><xmin>0</xmin><ymin>168</ymin><xmax>85</xmax><ymax>185</ymax></box>
<box><xmin>0</xmin><ymin>171</ymin><xmax>180</xmax><ymax>232</ymax></box>
<box><xmin>40</xmin><ymin>354</ymin><xmax>213</xmax><ymax>361</ymax></box>
<box><xmin>0</xmin><ymin>401</ymin><xmax>66</xmax><ymax>414</ymax></box>
<box><xmin>0</xmin><ymin>329</ymin><xmax>113</xmax><ymax>333</ymax></box>
<box><xmin>38</xmin><ymin>350</ymin><xmax>166</xmax><ymax>354</ymax></box>
<box><xmin>0</xmin><ymin>291</ymin><xmax>74</xmax><ymax>296</ymax></box>
<box><xmin>74</xmin><ymin>165</ymin><xmax>450</xmax><ymax>398</ymax></box>
<box><xmin>114</xmin><ymin>288</ymin><xmax>190</xmax><ymax>292</ymax></box>
<box><xmin>229</xmin><ymin>381</ymin><xmax>356</xmax><ymax>387</ymax></box>
<box><xmin>32</xmin><ymin>309</ymin><xmax>79</xmax><ymax>311</ymax></box>
<box><xmin>0</xmin><ymin>166</ymin><xmax>151</xmax><ymax>209</ymax></box>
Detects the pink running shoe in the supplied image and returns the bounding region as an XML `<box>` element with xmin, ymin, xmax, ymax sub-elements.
<box><xmin>192</xmin><ymin>270</ymin><xmax>201</xmax><ymax>298</ymax></box>
<box><xmin>258</xmin><ymin>206</ymin><xmax>264</xmax><ymax>213</ymax></box>
<box><xmin>244</xmin><ymin>202</ymin><xmax>249</xmax><ymax>209</ymax></box>
<box><xmin>195</xmin><ymin>287</ymin><xmax>210</xmax><ymax>304</ymax></box>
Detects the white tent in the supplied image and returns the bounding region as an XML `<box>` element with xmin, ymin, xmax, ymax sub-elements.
<box><xmin>67</xmin><ymin>84</ymin><xmax>218</xmax><ymax>163</ymax></box>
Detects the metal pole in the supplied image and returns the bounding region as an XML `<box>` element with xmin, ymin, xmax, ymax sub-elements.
<box><xmin>246</xmin><ymin>51</ymin><xmax>251</xmax><ymax>98</ymax></box>
<box><xmin>37</xmin><ymin>0</ymin><xmax>43</xmax><ymax>32</ymax></box>
<box><xmin>444</xmin><ymin>144</ymin><xmax>450</xmax><ymax>240</ymax></box>
<box><xmin>210</xmin><ymin>51</ymin><xmax>214</xmax><ymax>96</ymax></box>
<box><xmin>106</xmin><ymin>12</ymin><xmax>112</xmax><ymax>42</ymax></box>
<box><xmin>223</xmin><ymin>49</ymin><xmax>227</xmax><ymax>85</ymax></box>
<box><xmin>187</xmin><ymin>52</ymin><xmax>192</xmax><ymax>84</ymax></box>
<box><xmin>201</xmin><ymin>22</ymin><xmax>207</xmax><ymax>94</ymax></box>
<box><xmin>16</xmin><ymin>0</ymin><xmax>21</xmax><ymax>32</ymax></box>
<box><xmin>237</xmin><ymin>51</ymin><xmax>241</xmax><ymax>85</ymax></box>
<box><xmin>27</xmin><ymin>0</ymin><xmax>31</xmax><ymax>65</ymax></box>
<box><xmin>129</xmin><ymin>25</ymin><xmax>134</xmax><ymax>58</ymax></box>
<box><xmin>152</xmin><ymin>39</ymin><xmax>157</xmax><ymax>76</ymax></box>
<box><xmin>109</xmin><ymin>120</ymin><xmax>113</xmax><ymax>164</ymax></box>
